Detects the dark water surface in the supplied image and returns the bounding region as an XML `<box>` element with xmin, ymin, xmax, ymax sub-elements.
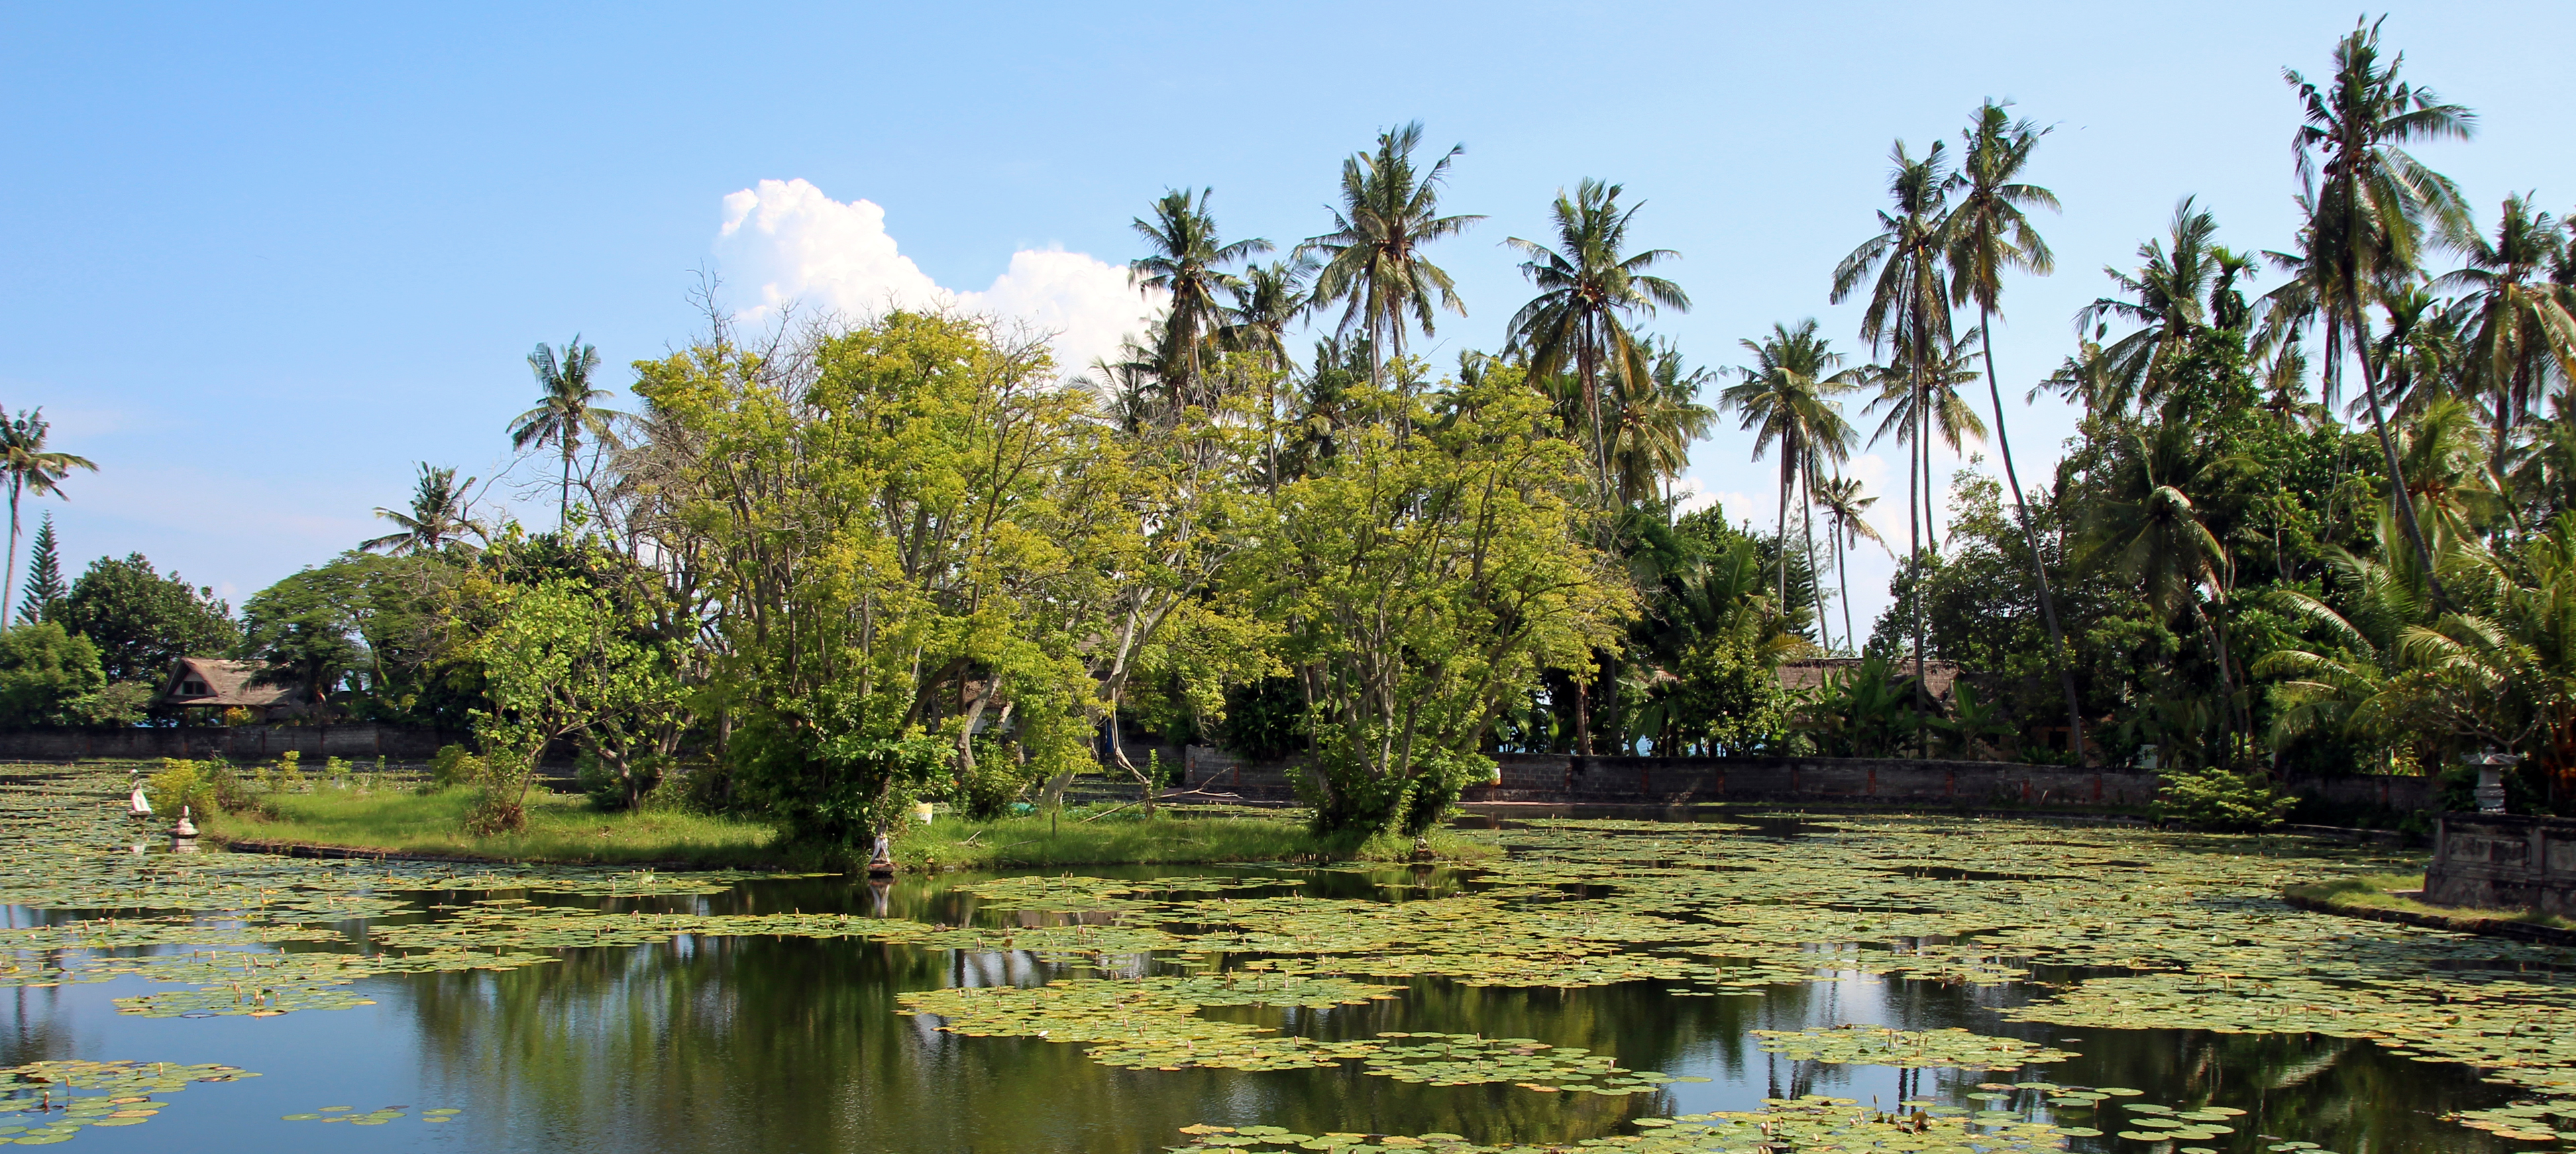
<box><xmin>0</xmin><ymin>815</ymin><xmax>2540</xmax><ymax>1153</ymax></box>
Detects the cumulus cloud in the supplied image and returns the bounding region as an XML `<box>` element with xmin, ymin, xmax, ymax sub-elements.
<box><xmin>715</xmin><ymin>178</ymin><xmax>1161</xmax><ymax>376</ymax></box>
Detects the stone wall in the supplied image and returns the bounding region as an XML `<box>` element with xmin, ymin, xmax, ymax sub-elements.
<box><xmin>2426</xmin><ymin>813</ymin><xmax>2576</xmax><ymax>917</ymax></box>
<box><xmin>1180</xmin><ymin>746</ymin><xmax>2162</xmax><ymax>809</ymax></box>
<box><xmin>1180</xmin><ymin>745</ymin><xmax>2438</xmax><ymax>817</ymax></box>
<box><xmin>0</xmin><ymin>725</ymin><xmax>472</xmax><ymax>764</ymax></box>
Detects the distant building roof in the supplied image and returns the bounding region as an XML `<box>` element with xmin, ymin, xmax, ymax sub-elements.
<box><xmin>154</xmin><ymin>658</ymin><xmax>303</xmax><ymax>711</ymax></box>
<box><xmin>1776</xmin><ymin>657</ymin><xmax>1966</xmax><ymax>703</ymax></box>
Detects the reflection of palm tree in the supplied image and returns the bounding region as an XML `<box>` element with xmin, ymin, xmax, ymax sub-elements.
<box><xmin>2287</xmin><ymin>17</ymin><xmax>2475</xmax><ymax>607</ymax></box>
<box><xmin>1301</xmin><ymin>122</ymin><xmax>1485</xmax><ymax>392</ymax></box>
<box><xmin>1816</xmin><ymin>476</ymin><xmax>1884</xmax><ymax>655</ymax></box>
<box><xmin>1130</xmin><ymin>188</ymin><xmax>1271</xmax><ymax>410</ymax></box>
<box><xmin>1723</xmin><ymin>320</ymin><xmax>1861</xmax><ymax>610</ymax></box>
<box><xmin>512</xmin><ymin>337</ymin><xmax>624</xmax><ymax>529</ymax></box>
<box><xmin>2437</xmin><ymin>195</ymin><xmax>2576</xmax><ymax>473</ymax></box>
<box><xmin>1505</xmin><ymin>179</ymin><xmax>1690</xmax><ymax>490</ymax></box>
<box><xmin>0</xmin><ymin>408</ymin><xmax>97</xmax><ymax>623</ymax></box>
<box><xmin>363</xmin><ymin>464</ymin><xmax>480</xmax><ymax>555</ymax></box>
<box><xmin>1945</xmin><ymin>100</ymin><xmax>2085</xmax><ymax>762</ymax></box>
<box><xmin>1832</xmin><ymin>140</ymin><xmax>1951</xmax><ymax>747</ymax></box>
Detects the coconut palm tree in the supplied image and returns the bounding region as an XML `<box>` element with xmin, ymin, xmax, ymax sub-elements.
<box><xmin>2075</xmin><ymin>199</ymin><xmax>2226</xmax><ymax>415</ymax></box>
<box><xmin>2371</xmin><ymin>282</ymin><xmax>2466</xmax><ymax>419</ymax></box>
<box><xmin>1301</xmin><ymin>122</ymin><xmax>1485</xmax><ymax>392</ymax></box>
<box><xmin>1723</xmin><ymin>320</ymin><xmax>1862</xmax><ymax>609</ymax></box>
<box><xmin>2082</xmin><ymin>424</ymin><xmax>2249</xmax><ymax>749</ymax></box>
<box><xmin>1831</xmin><ymin>140</ymin><xmax>1953</xmax><ymax>747</ymax></box>
<box><xmin>2436</xmin><ymin>195</ymin><xmax>2576</xmax><ymax>473</ymax></box>
<box><xmin>1862</xmin><ymin>329</ymin><xmax>1987</xmax><ymax>547</ymax></box>
<box><xmin>362</xmin><ymin>464</ymin><xmax>480</xmax><ymax>556</ymax></box>
<box><xmin>2286</xmin><ymin>17</ymin><xmax>2477</xmax><ymax>607</ymax></box>
<box><xmin>1816</xmin><ymin>475</ymin><xmax>1886</xmax><ymax>655</ymax></box>
<box><xmin>1611</xmin><ymin>338</ymin><xmax>1719</xmax><ymax>507</ymax></box>
<box><xmin>1218</xmin><ymin>258</ymin><xmax>1311</xmax><ymax>487</ymax></box>
<box><xmin>511</xmin><ymin>337</ymin><xmax>623</xmax><ymax>528</ymax></box>
<box><xmin>0</xmin><ymin>407</ymin><xmax>97</xmax><ymax>622</ymax></box>
<box><xmin>1130</xmin><ymin>188</ymin><xmax>1272</xmax><ymax>411</ymax></box>
<box><xmin>1945</xmin><ymin>99</ymin><xmax>2086</xmax><ymax>762</ymax></box>
<box><xmin>1505</xmin><ymin>179</ymin><xmax>1690</xmax><ymax>491</ymax></box>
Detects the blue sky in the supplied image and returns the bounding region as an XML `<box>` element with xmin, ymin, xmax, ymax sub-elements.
<box><xmin>7</xmin><ymin>1</ymin><xmax>2571</xmax><ymax>639</ymax></box>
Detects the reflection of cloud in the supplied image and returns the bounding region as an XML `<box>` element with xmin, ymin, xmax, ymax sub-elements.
<box><xmin>714</xmin><ymin>178</ymin><xmax>1164</xmax><ymax>376</ymax></box>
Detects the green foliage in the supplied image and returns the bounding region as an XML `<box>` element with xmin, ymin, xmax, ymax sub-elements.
<box><xmin>15</xmin><ymin>513</ymin><xmax>63</xmax><ymax>625</ymax></box>
<box><xmin>462</xmin><ymin>576</ymin><xmax>678</xmax><ymax>832</ymax></box>
<box><xmin>428</xmin><ymin>743</ymin><xmax>487</xmax><ymax>790</ymax></box>
<box><xmin>145</xmin><ymin>757</ymin><xmax>221</xmax><ymax>817</ymax></box>
<box><xmin>1251</xmin><ymin>370</ymin><xmax>1630</xmax><ymax>835</ymax></box>
<box><xmin>2151</xmin><ymin>764</ymin><xmax>2296</xmax><ymax>830</ymax></box>
<box><xmin>0</xmin><ymin>622</ymin><xmax>106</xmax><ymax>726</ymax></box>
<box><xmin>55</xmin><ymin>554</ymin><xmax>237</xmax><ymax>684</ymax></box>
<box><xmin>637</xmin><ymin>311</ymin><xmax>1107</xmax><ymax>845</ymax></box>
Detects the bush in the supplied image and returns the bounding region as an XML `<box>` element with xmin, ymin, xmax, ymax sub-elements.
<box><xmin>427</xmin><ymin>744</ymin><xmax>487</xmax><ymax>790</ymax></box>
<box><xmin>2153</xmin><ymin>764</ymin><xmax>2296</xmax><ymax>830</ymax></box>
<box><xmin>0</xmin><ymin>623</ymin><xmax>107</xmax><ymax>726</ymax></box>
<box><xmin>146</xmin><ymin>758</ymin><xmax>221</xmax><ymax>817</ymax></box>
<box><xmin>578</xmin><ymin>751</ymin><xmax>666</xmax><ymax>812</ymax></box>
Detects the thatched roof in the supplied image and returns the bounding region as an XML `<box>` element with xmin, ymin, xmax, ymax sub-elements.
<box><xmin>1775</xmin><ymin>657</ymin><xmax>1965</xmax><ymax>704</ymax></box>
<box><xmin>154</xmin><ymin>658</ymin><xmax>302</xmax><ymax>710</ymax></box>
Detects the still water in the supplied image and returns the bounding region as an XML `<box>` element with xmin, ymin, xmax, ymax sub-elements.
<box><xmin>0</xmin><ymin>810</ymin><xmax>2548</xmax><ymax>1153</ymax></box>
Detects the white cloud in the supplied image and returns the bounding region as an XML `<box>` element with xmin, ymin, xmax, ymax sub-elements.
<box><xmin>715</xmin><ymin>178</ymin><xmax>1161</xmax><ymax>377</ymax></box>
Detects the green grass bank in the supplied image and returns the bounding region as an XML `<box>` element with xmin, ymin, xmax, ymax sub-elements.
<box><xmin>207</xmin><ymin>787</ymin><xmax>1497</xmax><ymax>871</ymax></box>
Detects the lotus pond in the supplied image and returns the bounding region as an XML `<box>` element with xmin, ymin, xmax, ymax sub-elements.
<box><xmin>2</xmin><ymin>766</ymin><xmax>2572</xmax><ymax>1153</ymax></box>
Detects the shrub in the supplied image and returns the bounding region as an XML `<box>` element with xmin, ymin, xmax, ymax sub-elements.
<box><xmin>145</xmin><ymin>758</ymin><xmax>219</xmax><ymax>817</ymax></box>
<box><xmin>274</xmin><ymin>750</ymin><xmax>308</xmax><ymax>793</ymax></box>
<box><xmin>2153</xmin><ymin>764</ymin><xmax>2296</xmax><ymax>830</ymax></box>
<box><xmin>427</xmin><ymin>744</ymin><xmax>487</xmax><ymax>790</ymax></box>
<box><xmin>0</xmin><ymin>623</ymin><xmax>107</xmax><ymax>726</ymax></box>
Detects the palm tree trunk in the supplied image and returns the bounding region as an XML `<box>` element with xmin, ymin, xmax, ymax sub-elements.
<box><xmin>1978</xmin><ymin>311</ymin><xmax>2088</xmax><ymax>766</ymax></box>
<box><xmin>1909</xmin><ymin>305</ymin><xmax>1928</xmax><ymax>759</ymax></box>
<box><xmin>1836</xmin><ymin>523</ymin><xmax>1855</xmax><ymax>656</ymax></box>
<box><xmin>2</xmin><ymin>480</ymin><xmax>20</xmax><ymax>632</ymax></box>
<box><xmin>560</xmin><ymin>437</ymin><xmax>574</xmax><ymax>529</ymax></box>
<box><xmin>1776</xmin><ymin>458</ymin><xmax>1792</xmax><ymax>609</ymax></box>
<box><xmin>1803</xmin><ymin>478</ymin><xmax>1827</xmax><ymax>651</ymax></box>
<box><xmin>2345</xmin><ymin>296</ymin><xmax>2453</xmax><ymax>612</ymax></box>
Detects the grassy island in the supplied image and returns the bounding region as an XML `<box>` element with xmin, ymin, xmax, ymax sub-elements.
<box><xmin>207</xmin><ymin>786</ymin><xmax>1496</xmax><ymax>872</ymax></box>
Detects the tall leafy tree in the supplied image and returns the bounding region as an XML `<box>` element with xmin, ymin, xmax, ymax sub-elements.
<box><xmin>1831</xmin><ymin>140</ymin><xmax>1953</xmax><ymax>747</ymax></box>
<box><xmin>1946</xmin><ymin>100</ymin><xmax>2088</xmax><ymax>763</ymax></box>
<box><xmin>55</xmin><ymin>554</ymin><xmax>239</xmax><ymax>684</ymax></box>
<box><xmin>362</xmin><ymin>464</ymin><xmax>480</xmax><ymax>555</ymax></box>
<box><xmin>1129</xmin><ymin>188</ymin><xmax>1271</xmax><ymax>411</ymax></box>
<box><xmin>0</xmin><ymin>408</ymin><xmax>97</xmax><ymax>626</ymax></box>
<box><xmin>1504</xmin><ymin>179</ymin><xmax>1690</xmax><ymax>490</ymax></box>
<box><xmin>511</xmin><ymin>337</ymin><xmax>623</xmax><ymax>527</ymax></box>
<box><xmin>16</xmin><ymin>513</ymin><xmax>63</xmax><ymax>625</ymax></box>
<box><xmin>1301</xmin><ymin>122</ymin><xmax>1485</xmax><ymax>391</ymax></box>
<box><xmin>2286</xmin><ymin>17</ymin><xmax>2475</xmax><ymax>606</ymax></box>
<box><xmin>2436</xmin><ymin>195</ymin><xmax>2576</xmax><ymax>472</ymax></box>
<box><xmin>1723</xmin><ymin>320</ymin><xmax>1861</xmax><ymax>609</ymax></box>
